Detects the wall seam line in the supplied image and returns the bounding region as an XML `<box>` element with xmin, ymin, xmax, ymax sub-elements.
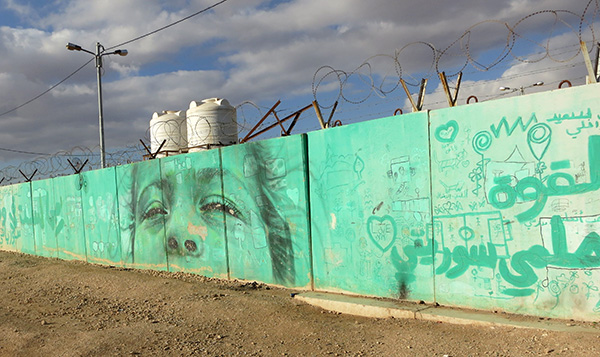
<box><xmin>51</xmin><ymin>182</ymin><xmax>59</xmax><ymax>258</ymax></box>
<box><xmin>158</xmin><ymin>159</ymin><xmax>170</xmax><ymax>272</ymax></box>
<box><xmin>426</xmin><ymin>110</ymin><xmax>437</xmax><ymax>304</ymax></box>
<box><xmin>303</xmin><ymin>134</ymin><xmax>316</xmax><ymax>291</ymax></box>
<box><xmin>79</xmin><ymin>174</ymin><xmax>89</xmax><ymax>263</ymax></box>
<box><xmin>28</xmin><ymin>181</ymin><xmax>36</xmax><ymax>255</ymax></box>
<box><xmin>112</xmin><ymin>167</ymin><xmax>124</xmax><ymax>267</ymax></box>
<box><xmin>219</xmin><ymin>148</ymin><xmax>231</xmax><ymax>281</ymax></box>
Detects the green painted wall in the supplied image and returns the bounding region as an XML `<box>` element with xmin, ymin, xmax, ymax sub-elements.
<box><xmin>305</xmin><ymin>83</ymin><xmax>600</xmax><ymax>321</ymax></box>
<box><xmin>17</xmin><ymin>182</ymin><xmax>35</xmax><ymax>255</ymax></box>
<box><xmin>53</xmin><ymin>175</ymin><xmax>87</xmax><ymax>261</ymax></box>
<box><xmin>32</xmin><ymin>178</ymin><xmax>58</xmax><ymax>258</ymax></box>
<box><xmin>0</xmin><ymin>137</ymin><xmax>311</xmax><ymax>285</ymax></box>
<box><xmin>0</xmin><ymin>184</ymin><xmax>27</xmax><ymax>252</ymax></box>
<box><xmin>307</xmin><ymin>113</ymin><xmax>434</xmax><ymax>299</ymax></box>
<box><xmin>117</xmin><ymin>159</ymin><xmax>168</xmax><ymax>271</ymax></box>
<box><xmin>2</xmin><ymin>83</ymin><xmax>600</xmax><ymax>321</ymax></box>
<box><xmin>159</xmin><ymin>149</ymin><xmax>228</xmax><ymax>277</ymax></box>
<box><xmin>80</xmin><ymin>167</ymin><xmax>122</xmax><ymax>266</ymax></box>
<box><xmin>428</xmin><ymin>85</ymin><xmax>600</xmax><ymax>320</ymax></box>
<box><xmin>221</xmin><ymin>135</ymin><xmax>312</xmax><ymax>288</ymax></box>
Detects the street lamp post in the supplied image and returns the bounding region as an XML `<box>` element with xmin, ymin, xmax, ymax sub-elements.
<box><xmin>66</xmin><ymin>42</ymin><xmax>128</xmax><ymax>169</ymax></box>
<box><xmin>499</xmin><ymin>81</ymin><xmax>544</xmax><ymax>96</ymax></box>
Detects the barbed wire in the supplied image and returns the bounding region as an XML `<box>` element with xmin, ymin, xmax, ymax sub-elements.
<box><xmin>3</xmin><ymin>3</ymin><xmax>600</xmax><ymax>185</ymax></box>
<box><xmin>0</xmin><ymin>144</ymin><xmax>145</xmax><ymax>185</ymax></box>
<box><xmin>312</xmin><ymin>3</ymin><xmax>600</xmax><ymax>109</ymax></box>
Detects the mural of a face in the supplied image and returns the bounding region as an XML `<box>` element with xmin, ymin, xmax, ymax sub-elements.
<box><xmin>134</xmin><ymin>166</ymin><xmax>227</xmax><ymax>259</ymax></box>
<box><xmin>120</xmin><ymin>143</ymin><xmax>296</xmax><ymax>285</ymax></box>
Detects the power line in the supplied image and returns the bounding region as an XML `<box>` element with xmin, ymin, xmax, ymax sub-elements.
<box><xmin>0</xmin><ymin>58</ymin><xmax>94</xmax><ymax>118</ymax></box>
<box><xmin>0</xmin><ymin>0</ymin><xmax>230</xmax><ymax>155</ymax></box>
<box><xmin>106</xmin><ymin>0</ymin><xmax>229</xmax><ymax>50</ymax></box>
<box><xmin>0</xmin><ymin>147</ymin><xmax>51</xmax><ymax>156</ymax></box>
<box><xmin>0</xmin><ymin>0</ymin><xmax>230</xmax><ymax>120</ymax></box>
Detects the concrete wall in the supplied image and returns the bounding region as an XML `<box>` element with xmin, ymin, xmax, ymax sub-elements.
<box><xmin>428</xmin><ymin>85</ymin><xmax>600</xmax><ymax>320</ymax></box>
<box><xmin>306</xmin><ymin>83</ymin><xmax>600</xmax><ymax>321</ymax></box>
<box><xmin>1</xmin><ymin>83</ymin><xmax>599</xmax><ymax>320</ymax></box>
<box><xmin>307</xmin><ymin>112</ymin><xmax>433</xmax><ymax>300</ymax></box>
<box><xmin>0</xmin><ymin>136</ymin><xmax>313</xmax><ymax>289</ymax></box>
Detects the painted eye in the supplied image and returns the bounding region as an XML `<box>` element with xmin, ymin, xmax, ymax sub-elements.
<box><xmin>142</xmin><ymin>202</ymin><xmax>167</xmax><ymax>222</ymax></box>
<box><xmin>200</xmin><ymin>196</ymin><xmax>243</xmax><ymax>221</ymax></box>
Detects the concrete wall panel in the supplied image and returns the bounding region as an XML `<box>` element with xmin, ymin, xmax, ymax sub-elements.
<box><xmin>0</xmin><ymin>184</ymin><xmax>27</xmax><ymax>252</ymax></box>
<box><xmin>221</xmin><ymin>135</ymin><xmax>312</xmax><ymax>288</ymax></box>
<box><xmin>80</xmin><ymin>167</ymin><xmax>122</xmax><ymax>266</ymax></box>
<box><xmin>429</xmin><ymin>84</ymin><xmax>600</xmax><ymax>320</ymax></box>
<box><xmin>159</xmin><ymin>150</ymin><xmax>228</xmax><ymax>278</ymax></box>
<box><xmin>32</xmin><ymin>179</ymin><xmax>58</xmax><ymax>258</ymax></box>
<box><xmin>117</xmin><ymin>160</ymin><xmax>168</xmax><ymax>271</ymax></box>
<box><xmin>16</xmin><ymin>182</ymin><xmax>35</xmax><ymax>255</ymax></box>
<box><xmin>308</xmin><ymin>113</ymin><xmax>434</xmax><ymax>300</ymax></box>
<box><xmin>3</xmin><ymin>83</ymin><xmax>600</xmax><ymax>321</ymax></box>
<box><xmin>53</xmin><ymin>175</ymin><xmax>87</xmax><ymax>261</ymax></box>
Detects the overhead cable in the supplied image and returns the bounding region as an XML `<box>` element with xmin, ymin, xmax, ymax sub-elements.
<box><xmin>0</xmin><ymin>0</ymin><xmax>230</xmax><ymax>120</ymax></box>
<box><xmin>106</xmin><ymin>0</ymin><xmax>229</xmax><ymax>50</ymax></box>
<box><xmin>0</xmin><ymin>58</ymin><xmax>94</xmax><ymax>118</ymax></box>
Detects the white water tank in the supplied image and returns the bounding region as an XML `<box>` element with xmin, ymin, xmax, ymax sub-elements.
<box><xmin>149</xmin><ymin>110</ymin><xmax>187</xmax><ymax>157</ymax></box>
<box><xmin>186</xmin><ymin>98</ymin><xmax>237</xmax><ymax>152</ymax></box>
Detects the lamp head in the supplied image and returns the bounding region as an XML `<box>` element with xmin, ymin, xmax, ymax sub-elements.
<box><xmin>114</xmin><ymin>49</ymin><xmax>128</xmax><ymax>56</ymax></box>
<box><xmin>499</xmin><ymin>86</ymin><xmax>510</xmax><ymax>91</ymax></box>
<box><xmin>66</xmin><ymin>42</ymin><xmax>82</xmax><ymax>51</ymax></box>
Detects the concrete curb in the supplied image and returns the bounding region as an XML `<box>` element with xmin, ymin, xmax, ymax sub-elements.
<box><xmin>294</xmin><ymin>292</ymin><xmax>596</xmax><ymax>332</ymax></box>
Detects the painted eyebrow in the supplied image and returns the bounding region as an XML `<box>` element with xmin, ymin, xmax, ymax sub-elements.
<box><xmin>195</xmin><ymin>167</ymin><xmax>221</xmax><ymax>183</ymax></box>
<box><xmin>220</xmin><ymin>168</ymin><xmax>249</xmax><ymax>190</ymax></box>
<box><xmin>137</xmin><ymin>181</ymin><xmax>164</xmax><ymax>214</ymax></box>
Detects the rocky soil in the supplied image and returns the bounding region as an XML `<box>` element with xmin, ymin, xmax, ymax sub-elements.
<box><xmin>0</xmin><ymin>251</ymin><xmax>599</xmax><ymax>356</ymax></box>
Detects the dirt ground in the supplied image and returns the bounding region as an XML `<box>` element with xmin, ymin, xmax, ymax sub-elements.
<box><xmin>0</xmin><ymin>251</ymin><xmax>599</xmax><ymax>356</ymax></box>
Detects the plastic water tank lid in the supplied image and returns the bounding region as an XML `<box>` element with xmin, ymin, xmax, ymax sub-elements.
<box><xmin>152</xmin><ymin>110</ymin><xmax>184</xmax><ymax>119</ymax></box>
<box><xmin>189</xmin><ymin>98</ymin><xmax>233</xmax><ymax>109</ymax></box>
<box><xmin>202</xmin><ymin>98</ymin><xmax>229</xmax><ymax>106</ymax></box>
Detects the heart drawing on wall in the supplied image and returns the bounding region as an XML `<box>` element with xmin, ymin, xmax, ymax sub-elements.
<box><xmin>367</xmin><ymin>215</ymin><xmax>397</xmax><ymax>252</ymax></box>
<box><xmin>434</xmin><ymin>120</ymin><xmax>459</xmax><ymax>143</ymax></box>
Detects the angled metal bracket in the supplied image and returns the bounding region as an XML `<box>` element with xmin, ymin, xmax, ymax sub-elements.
<box><xmin>241</xmin><ymin>100</ymin><xmax>281</xmax><ymax>143</ymax></box>
<box><xmin>67</xmin><ymin>159</ymin><xmax>90</xmax><ymax>174</ymax></box>
<box><xmin>282</xmin><ymin>112</ymin><xmax>302</xmax><ymax>136</ymax></box>
<box><xmin>241</xmin><ymin>103</ymin><xmax>312</xmax><ymax>142</ymax></box>
<box><xmin>400</xmin><ymin>78</ymin><xmax>427</xmax><ymax>112</ymax></box>
<box><xmin>594</xmin><ymin>42</ymin><xmax>600</xmax><ymax>82</ymax></box>
<box><xmin>581</xmin><ymin>41</ymin><xmax>598</xmax><ymax>84</ymax></box>
<box><xmin>312</xmin><ymin>100</ymin><xmax>339</xmax><ymax>129</ymax></box>
<box><xmin>439</xmin><ymin>71</ymin><xmax>462</xmax><ymax>107</ymax></box>
<box><xmin>326</xmin><ymin>101</ymin><xmax>339</xmax><ymax>128</ymax></box>
<box><xmin>140</xmin><ymin>139</ymin><xmax>167</xmax><ymax>159</ymax></box>
<box><xmin>312</xmin><ymin>101</ymin><xmax>326</xmax><ymax>129</ymax></box>
<box><xmin>19</xmin><ymin>169</ymin><xmax>37</xmax><ymax>182</ymax></box>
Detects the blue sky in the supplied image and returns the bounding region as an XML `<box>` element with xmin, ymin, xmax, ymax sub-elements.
<box><xmin>0</xmin><ymin>0</ymin><xmax>598</xmax><ymax>165</ymax></box>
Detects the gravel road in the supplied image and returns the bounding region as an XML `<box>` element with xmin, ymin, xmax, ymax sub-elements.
<box><xmin>0</xmin><ymin>251</ymin><xmax>598</xmax><ymax>356</ymax></box>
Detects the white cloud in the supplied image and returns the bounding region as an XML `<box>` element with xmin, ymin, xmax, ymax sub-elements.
<box><xmin>108</xmin><ymin>61</ymin><xmax>140</xmax><ymax>77</ymax></box>
<box><xmin>0</xmin><ymin>0</ymin><xmax>597</xmax><ymax>164</ymax></box>
<box><xmin>3</xmin><ymin>0</ymin><xmax>35</xmax><ymax>18</ymax></box>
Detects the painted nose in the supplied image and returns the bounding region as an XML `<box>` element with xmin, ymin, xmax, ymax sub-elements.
<box><xmin>167</xmin><ymin>236</ymin><xmax>203</xmax><ymax>257</ymax></box>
